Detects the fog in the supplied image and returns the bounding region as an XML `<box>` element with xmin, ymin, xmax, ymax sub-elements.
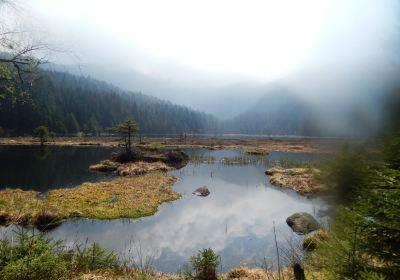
<box><xmin>10</xmin><ymin>0</ymin><xmax>400</xmax><ymax>133</ymax></box>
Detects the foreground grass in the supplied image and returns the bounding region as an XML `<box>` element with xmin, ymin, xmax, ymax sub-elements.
<box><xmin>0</xmin><ymin>232</ymin><xmax>307</xmax><ymax>280</ymax></box>
<box><xmin>0</xmin><ymin>172</ymin><xmax>180</xmax><ymax>227</ymax></box>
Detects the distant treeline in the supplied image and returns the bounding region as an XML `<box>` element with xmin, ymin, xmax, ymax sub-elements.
<box><xmin>0</xmin><ymin>70</ymin><xmax>219</xmax><ymax>135</ymax></box>
<box><xmin>0</xmin><ymin>69</ymin><xmax>382</xmax><ymax>137</ymax></box>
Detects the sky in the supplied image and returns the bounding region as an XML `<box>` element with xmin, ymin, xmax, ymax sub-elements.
<box><xmin>22</xmin><ymin>0</ymin><xmax>398</xmax><ymax>84</ymax></box>
<box><xmin>2</xmin><ymin>0</ymin><xmax>398</xmax><ymax>122</ymax></box>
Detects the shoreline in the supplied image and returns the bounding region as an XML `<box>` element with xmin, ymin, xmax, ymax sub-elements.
<box><xmin>0</xmin><ymin>136</ymin><xmax>340</xmax><ymax>153</ymax></box>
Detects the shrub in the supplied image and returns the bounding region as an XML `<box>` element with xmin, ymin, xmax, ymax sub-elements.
<box><xmin>1</xmin><ymin>250</ymin><xmax>67</xmax><ymax>280</ymax></box>
<box><xmin>0</xmin><ymin>231</ymin><xmax>121</xmax><ymax>279</ymax></box>
<box><xmin>0</xmin><ymin>231</ymin><xmax>67</xmax><ymax>280</ymax></box>
<box><xmin>189</xmin><ymin>248</ymin><xmax>220</xmax><ymax>280</ymax></box>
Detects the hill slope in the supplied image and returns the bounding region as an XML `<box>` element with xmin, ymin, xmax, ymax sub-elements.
<box><xmin>223</xmin><ymin>88</ymin><xmax>321</xmax><ymax>136</ymax></box>
<box><xmin>0</xmin><ymin>70</ymin><xmax>219</xmax><ymax>135</ymax></box>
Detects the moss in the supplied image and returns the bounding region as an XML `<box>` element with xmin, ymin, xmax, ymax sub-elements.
<box><xmin>0</xmin><ymin>172</ymin><xmax>180</xmax><ymax>227</ymax></box>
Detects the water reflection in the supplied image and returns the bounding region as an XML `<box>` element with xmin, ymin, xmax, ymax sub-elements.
<box><xmin>48</xmin><ymin>149</ymin><xmax>323</xmax><ymax>272</ymax></box>
<box><xmin>0</xmin><ymin>148</ymin><xmax>326</xmax><ymax>272</ymax></box>
<box><xmin>0</xmin><ymin>145</ymin><xmax>117</xmax><ymax>191</ymax></box>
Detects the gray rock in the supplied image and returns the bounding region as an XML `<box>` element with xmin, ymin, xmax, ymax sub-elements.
<box><xmin>192</xmin><ymin>186</ymin><xmax>210</xmax><ymax>197</ymax></box>
<box><xmin>286</xmin><ymin>212</ymin><xmax>320</xmax><ymax>234</ymax></box>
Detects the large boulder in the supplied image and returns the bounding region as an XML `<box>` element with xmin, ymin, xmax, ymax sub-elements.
<box><xmin>286</xmin><ymin>212</ymin><xmax>320</xmax><ymax>234</ymax></box>
<box><xmin>193</xmin><ymin>186</ymin><xmax>210</xmax><ymax>197</ymax></box>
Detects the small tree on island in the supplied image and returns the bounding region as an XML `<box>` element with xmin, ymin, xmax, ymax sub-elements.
<box><xmin>33</xmin><ymin>125</ymin><xmax>49</xmax><ymax>146</ymax></box>
<box><xmin>113</xmin><ymin>118</ymin><xmax>139</xmax><ymax>153</ymax></box>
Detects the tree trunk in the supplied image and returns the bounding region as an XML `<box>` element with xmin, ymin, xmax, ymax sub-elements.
<box><xmin>127</xmin><ymin>127</ymin><xmax>131</xmax><ymax>153</ymax></box>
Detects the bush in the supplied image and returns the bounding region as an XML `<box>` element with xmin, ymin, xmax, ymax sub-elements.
<box><xmin>1</xmin><ymin>250</ymin><xmax>67</xmax><ymax>280</ymax></box>
<box><xmin>188</xmin><ymin>248</ymin><xmax>220</xmax><ymax>280</ymax></box>
<box><xmin>0</xmin><ymin>231</ymin><xmax>120</xmax><ymax>279</ymax></box>
<box><xmin>0</xmin><ymin>231</ymin><xmax>67</xmax><ymax>280</ymax></box>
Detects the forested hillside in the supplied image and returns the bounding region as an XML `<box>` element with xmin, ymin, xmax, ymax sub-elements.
<box><xmin>223</xmin><ymin>89</ymin><xmax>321</xmax><ymax>136</ymax></box>
<box><xmin>0</xmin><ymin>70</ymin><xmax>219</xmax><ymax>135</ymax></box>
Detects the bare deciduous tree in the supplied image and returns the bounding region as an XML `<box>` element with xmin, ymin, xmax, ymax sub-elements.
<box><xmin>0</xmin><ymin>0</ymin><xmax>49</xmax><ymax>101</ymax></box>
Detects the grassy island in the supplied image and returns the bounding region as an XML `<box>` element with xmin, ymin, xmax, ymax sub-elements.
<box><xmin>0</xmin><ymin>172</ymin><xmax>180</xmax><ymax>228</ymax></box>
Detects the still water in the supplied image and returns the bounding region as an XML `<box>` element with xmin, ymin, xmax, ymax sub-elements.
<box><xmin>0</xmin><ymin>146</ymin><xmax>326</xmax><ymax>272</ymax></box>
<box><xmin>0</xmin><ymin>145</ymin><xmax>117</xmax><ymax>190</ymax></box>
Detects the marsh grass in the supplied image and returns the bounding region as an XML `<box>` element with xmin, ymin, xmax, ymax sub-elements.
<box><xmin>0</xmin><ymin>172</ymin><xmax>180</xmax><ymax>227</ymax></box>
<box><xmin>122</xmin><ymin>239</ymin><xmax>155</xmax><ymax>274</ymax></box>
<box><xmin>220</xmin><ymin>156</ymin><xmax>271</xmax><ymax>165</ymax></box>
<box><xmin>137</xmin><ymin>142</ymin><xmax>165</xmax><ymax>151</ymax></box>
<box><xmin>189</xmin><ymin>155</ymin><xmax>215</xmax><ymax>164</ymax></box>
<box><xmin>244</xmin><ymin>147</ymin><xmax>269</xmax><ymax>155</ymax></box>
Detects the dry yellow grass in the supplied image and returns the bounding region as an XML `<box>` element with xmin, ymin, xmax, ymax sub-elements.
<box><xmin>0</xmin><ymin>172</ymin><xmax>180</xmax><ymax>226</ymax></box>
<box><xmin>266</xmin><ymin>167</ymin><xmax>324</xmax><ymax>195</ymax></box>
<box><xmin>89</xmin><ymin>160</ymin><xmax>121</xmax><ymax>172</ymax></box>
<box><xmin>117</xmin><ymin>161</ymin><xmax>171</xmax><ymax>176</ymax></box>
<box><xmin>0</xmin><ymin>188</ymin><xmax>42</xmax><ymax>225</ymax></box>
<box><xmin>71</xmin><ymin>265</ymin><xmax>326</xmax><ymax>280</ymax></box>
<box><xmin>224</xmin><ymin>266</ymin><xmax>295</xmax><ymax>280</ymax></box>
<box><xmin>74</xmin><ymin>272</ymin><xmax>184</xmax><ymax>280</ymax></box>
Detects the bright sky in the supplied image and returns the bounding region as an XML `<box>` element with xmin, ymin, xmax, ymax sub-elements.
<box><xmin>25</xmin><ymin>0</ymin><xmax>398</xmax><ymax>81</ymax></box>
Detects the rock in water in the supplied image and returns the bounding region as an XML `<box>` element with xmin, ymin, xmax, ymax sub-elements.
<box><xmin>286</xmin><ymin>212</ymin><xmax>320</xmax><ymax>234</ymax></box>
<box><xmin>192</xmin><ymin>186</ymin><xmax>210</xmax><ymax>197</ymax></box>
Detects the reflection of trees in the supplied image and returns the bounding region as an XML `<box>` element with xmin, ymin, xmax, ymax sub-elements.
<box><xmin>34</xmin><ymin>146</ymin><xmax>51</xmax><ymax>161</ymax></box>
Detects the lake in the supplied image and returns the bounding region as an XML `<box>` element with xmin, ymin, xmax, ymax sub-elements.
<box><xmin>0</xmin><ymin>145</ymin><xmax>326</xmax><ymax>272</ymax></box>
